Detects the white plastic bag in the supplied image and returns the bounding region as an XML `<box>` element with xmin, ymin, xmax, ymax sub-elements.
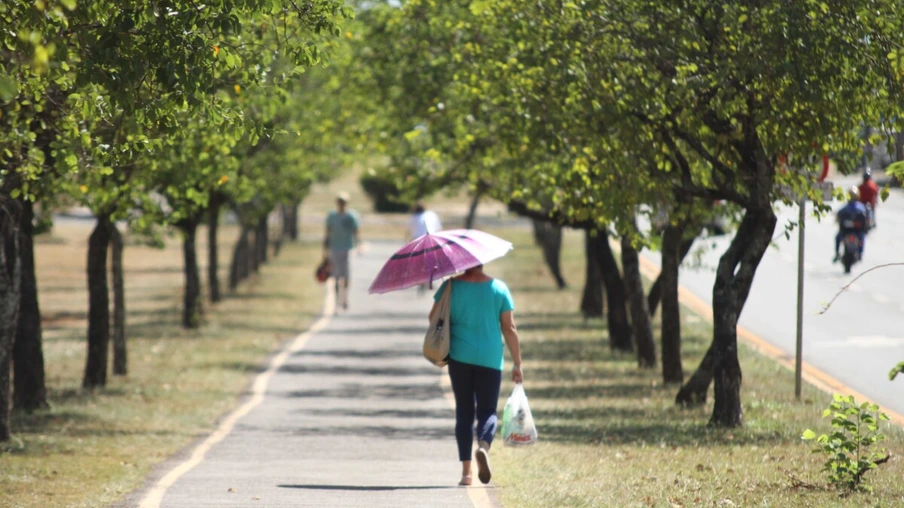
<box><xmin>502</xmin><ymin>383</ymin><xmax>538</xmax><ymax>446</ymax></box>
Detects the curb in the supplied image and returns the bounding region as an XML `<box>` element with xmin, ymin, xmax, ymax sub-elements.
<box><xmin>633</xmin><ymin>250</ymin><xmax>904</xmax><ymax>426</ymax></box>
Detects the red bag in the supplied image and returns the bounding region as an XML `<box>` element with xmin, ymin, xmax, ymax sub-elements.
<box><xmin>315</xmin><ymin>258</ymin><xmax>332</xmax><ymax>283</ymax></box>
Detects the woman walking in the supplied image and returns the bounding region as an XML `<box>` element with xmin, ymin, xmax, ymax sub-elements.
<box><xmin>430</xmin><ymin>264</ymin><xmax>523</xmax><ymax>486</ymax></box>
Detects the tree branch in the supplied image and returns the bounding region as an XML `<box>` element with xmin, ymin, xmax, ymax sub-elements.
<box><xmin>819</xmin><ymin>263</ymin><xmax>904</xmax><ymax>314</ymax></box>
<box><xmin>506</xmin><ymin>201</ymin><xmax>596</xmax><ymax>229</ymax></box>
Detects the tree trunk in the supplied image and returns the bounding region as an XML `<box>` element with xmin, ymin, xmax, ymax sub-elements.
<box><xmin>648</xmin><ymin>235</ymin><xmax>695</xmax><ymax>315</ymax></box>
<box><xmin>181</xmin><ymin>217</ymin><xmax>202</xmax><ymax>329</ymax></box>
<box><xmin>709</xmin><ymin>208</ymin><xmax>777</xmax><ymax>427</ymax></box>
<box><xmin>596</xmin><ymin>232</ymin><xmax>633</xmax><ymax>352</ymax></box>
<box><xmin>13</xmin><ymin>200</ymin><xmax>48</xmax><ymax>410</ymax></box>
<box><xmin>0</xmin><ymin>200</ymin><xmax>22</xmax><ymax>441</ymax></box>
<box><xmin>533</xmin><ymin>220</ymin><xmax>567</xmax><ymax>289</ymax></box>
<box><xmin>110</xmin><ymin>224</ymin><xmax>126</xmax><ymax>376</ymax></box>
<box><xmin>464</xmin><ymin>190</ymin><xmax>481</xmax><ymax>229</ymax></box>
<box><xmin>82</xmin><ymin>214</ymin><xmax>113</xmax><ymax>389</ymax></box>
<box><xmin>284</xmin><ymin>200</ymin><xmax>300</xmax><ymax>241</ymax></box>
<box><xmin>248</xmin><ymin>220</ymin><xmax>261</xmax><ymax>274</ymax></box>
<box><xmin>229</xmin><ymin>226</ymin><xmax>251</xmax><ymax>291</ymax></box>
<box><xmin>675</xmin><ymin>343</ymin><xmax>714</xmax><ymax>406</ymax></box>
<box><xmin>208</xmin><ymin>199</ymin><xmax>222</xmax><ymax>303</ymax></box>
<box><xmin>580</xmin><ymin>229</ymin><xmax>603</xmax><ymax>318</ymax></box>
<box><xmin>660</xmin><ymin>224</ymin><xmax>683</xmax><ymax>384</ymax></box>
<box><xmin>273</xmin><ymin>209</ymin><xmax>285</xmax><ymax>258</ymax></box>
<box><xmin>255</xmin><ymin>215</ymin><xmax>268</xmax><ymax>265</ymax></box>
<box><xmin>620</xmin><ymin>236</ymin><xmax>656</xmax><ymax>368</ymax></box>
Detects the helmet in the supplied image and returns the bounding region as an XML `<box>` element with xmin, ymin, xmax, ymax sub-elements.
<box><xmin>849</xmin><ymin>185</ymin><xmax>860</xmax><ymax>200</ymax></box>
<box><xmin>863</xmin><ymin>167</ymin><xmax>872</xmax><ymax>180</ymax></box>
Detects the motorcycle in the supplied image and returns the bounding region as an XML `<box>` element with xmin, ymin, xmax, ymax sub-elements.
<box><xmin>839</xmin><ymin>217</ymin><xmax>866</xmax><ymax>274</ymax></box>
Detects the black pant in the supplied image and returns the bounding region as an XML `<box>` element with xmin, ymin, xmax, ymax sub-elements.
<box><xmin>447</xmin><ymin>359</ymin><xmax>501</xmax><ymax>461</ymax></box>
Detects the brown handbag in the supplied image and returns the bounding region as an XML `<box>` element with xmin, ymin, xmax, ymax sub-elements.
<box><xmin>423</xmin><ymin>282</ymin><xmax>451</xmax><ymax>367</ymax></box>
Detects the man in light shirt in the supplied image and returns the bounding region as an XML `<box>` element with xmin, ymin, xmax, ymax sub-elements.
<box><xmin>409</xmin><ymin>201</ymin><xmax>442</xmax><ymax>295</ymax></box>
<box><xmin>409</xmin><ymin>201</ymin><xmax>443</xmax><ymax>240</ymax></box>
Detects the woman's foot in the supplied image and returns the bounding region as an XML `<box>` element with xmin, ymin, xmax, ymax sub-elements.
<box><xmin>475</xmin><ymin>447</ymin><xmax>492</xmax><ymax>484</ymax></box>
<box><xmin>458</xmin><ymin>474</ymin><xmax>473</xmax><ymax>486</ymax></box>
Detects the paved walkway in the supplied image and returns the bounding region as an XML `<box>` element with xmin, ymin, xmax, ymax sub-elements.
<box><xmin>143</xmin><ymin>242</ymin><xmax>493</xmax><ymax>507</ymax></box>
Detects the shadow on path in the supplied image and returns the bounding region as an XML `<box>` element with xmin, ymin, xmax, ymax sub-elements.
<box><xmin>277</xmin><ymin>484</ymin><xmax>460</xmax><ymax>491</ymax></box>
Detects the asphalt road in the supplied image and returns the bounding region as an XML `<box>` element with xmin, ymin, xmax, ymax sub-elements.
<box><xmin>644</xmin><ymin>176</ymin><xmax>904</xmax><ymax>417</ymax></box>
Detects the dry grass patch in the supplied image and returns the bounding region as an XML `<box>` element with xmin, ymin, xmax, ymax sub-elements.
<box><xmin>484</xmin><ymin>228</ymin><xmax>904</xmax><ymax>508</ymax></box>
<box><xmin>1</xmin><ymin>220</ymin><xmax>325</xmax><ymax>508</ymax></box>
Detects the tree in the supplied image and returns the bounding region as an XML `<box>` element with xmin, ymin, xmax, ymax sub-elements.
<box><xmin>0</xmin><ymin>197</ymin><xmax>22</xmax><ymax>441</ymax></box>
<box><xmin>453</xmin><ymin>0</ymin><xmax>904</xmax><ymax>427</ymax></box>
<box><xmin>1</xmin><ymin>1</ymin><xmax>82</xmax><ymax>413</ymax></box>
<box><xmin>532</xmin><ymin>220</ymin><xmax>567</xmax><ymax>290</ymax></box>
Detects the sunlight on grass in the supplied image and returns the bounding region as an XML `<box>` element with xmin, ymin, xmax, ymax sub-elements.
<box><xmin>484</xmin><ymin>228</ymin><xmax>904</xmax><ymax>508</ymax></box>
<box><xmin>0</xmin><ymin>220</ymin><xmax>324</xmax><ymax>508</ymax></box>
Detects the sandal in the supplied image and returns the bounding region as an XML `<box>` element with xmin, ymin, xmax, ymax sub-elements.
<box><xmin>458</xmin><ymin>474</ymin><xmax>473</xmax><ymax>486</ymax></box>
<box><xmin>475</xmin><ymin>448</ymin><xmax>492</xmax><ymax>484</ymax></box>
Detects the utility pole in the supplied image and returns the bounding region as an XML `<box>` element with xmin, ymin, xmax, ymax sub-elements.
<box><xmin>795</xmin><ymin>196</ymin><xmax>805</xmax><ymax>400</ymax></box>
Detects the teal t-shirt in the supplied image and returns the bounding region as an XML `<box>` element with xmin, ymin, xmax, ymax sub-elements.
<box><xmin>434</xmin><ymin>278</ymin><xmax>515</xmax><ymax>371</ymax></box>
<box><xmin>326</xmin><ymin>210</ymin><xmax>359</xmax><ymax>251</ymax></box>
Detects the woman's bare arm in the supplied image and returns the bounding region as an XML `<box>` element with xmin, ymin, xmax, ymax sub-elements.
<box><xmin>500</xmin><ymin>311</ymin><xmax>523</xmax><ymax>383</ymax></box>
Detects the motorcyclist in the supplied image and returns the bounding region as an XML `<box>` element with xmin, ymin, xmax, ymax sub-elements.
<box><xmin>833</xmin><ymin>185</ymin><xmax>869</xmax><ymax>263</ymax></box>
<box><xmin>858</xmin><ymin>167</ymin><xmax>879</xmax><ymax>227</ymax></box>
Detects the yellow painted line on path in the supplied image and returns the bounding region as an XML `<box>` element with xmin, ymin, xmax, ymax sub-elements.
<box><xmin>439</xmin><ymin>373</ymin><xmax>497</xmax><ymax>508</ymax></box>
<box><xmin>634</xmin><ymin>253</ymin><xmax>904</xmax><ymax>426</ymax></box>
<box><xmin>138</xmin><ymin>286</ymin><xmax>336</xmax><ymax>508</ymax></box>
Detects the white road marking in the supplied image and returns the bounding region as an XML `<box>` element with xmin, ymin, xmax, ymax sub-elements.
<box><xmin>814</xmin><ymin>336</ymin><xmax>904</xmax><ymax>349</ymax></box>
<box><xmin>138</xmin><ymin>287</ymin><xmax>336</xmax><ymax>508</ymax></box>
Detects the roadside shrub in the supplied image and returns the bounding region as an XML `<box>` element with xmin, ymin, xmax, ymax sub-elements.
<box><xmin>802</xmin><ymin>394</ymin><xmax>890</xmax><ymax>492</ymax></box>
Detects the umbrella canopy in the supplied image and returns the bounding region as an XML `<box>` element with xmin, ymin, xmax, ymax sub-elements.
<box><xmin>368</xmin><ymin>229</ymin><xmax>513</xmax><ymax>294</ymax></box>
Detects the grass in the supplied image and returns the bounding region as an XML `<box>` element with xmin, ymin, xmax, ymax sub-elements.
<box><xmin>482</xmin><ymin>228</ymin><xmax>904</xmax><ymax>508</ymax></box>
<box><xmin>0</xmin><ymin>219</ymin><xmax>325</xmax><ymax>508</ymax></box>
<box><xmin>5</xmin><ymin>174</ymin><xmax>901</xmax><ymax>507</ymax></box>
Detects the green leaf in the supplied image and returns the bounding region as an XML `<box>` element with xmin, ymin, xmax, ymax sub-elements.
<box><xmin>0</xmin><ymin>72</ymin><xmax>18</xmax><ymax>102</ymax></box>
<box><xmin>802</xmin><ymin>429</ymin><xmax>817</xmax><ymax>440</ymax></box>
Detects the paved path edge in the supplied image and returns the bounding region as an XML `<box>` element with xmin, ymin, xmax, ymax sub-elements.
<box><xmin>125</xmin><ymin>286</ymin><xmax>336</xmax><ymax>508</ymax></box>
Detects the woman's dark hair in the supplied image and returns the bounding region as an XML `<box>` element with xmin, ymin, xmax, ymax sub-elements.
<box><xmin>412</xmin><ymin>201</ymin><xmax>426</xmax><ymax>214</ymax></box>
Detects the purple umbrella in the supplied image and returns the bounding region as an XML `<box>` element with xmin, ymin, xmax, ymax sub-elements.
<box><xmin>368</xmin><ymin>229</ymin><xmax>513</xmax><ymax>294</ymax></box>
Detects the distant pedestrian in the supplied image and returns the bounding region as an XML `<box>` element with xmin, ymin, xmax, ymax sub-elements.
<box><xmin>408</xmin><ymin>201</ymin><xmax>443</xmax><ymax>240</ymax></box>
<box><xmin>858</xmin><ymin>167</ymin><xmax>879</xmax><ymax>226</ymax></box>
<box><xmin>409</xmin><ymin>202</ymin><xmax>443</xmax><ymax>294</ymax></box>
<box><xmin>429</xmin><ymin>264</ymin><xmax>523</xmax><ymax>486</ymax></box>
<box><xmin>324</xmin><ymin>192</ymin><xmax>359</xmax><ymax>310</ymax></box>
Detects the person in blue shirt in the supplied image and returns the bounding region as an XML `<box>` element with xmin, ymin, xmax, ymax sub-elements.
<box><xmin>430</xmin><ymin>264</ymin><xmax>522</xmax><ymax>487</ymax></box>
<box><xmin>834</xmin><ymin>186</ymin><xmax>869</xmax><ymax>262</ymax></box>
<box><xmin>324</xmin><ymin>192</ymin><xmax>359</xmax><ymax>310</ymax></box>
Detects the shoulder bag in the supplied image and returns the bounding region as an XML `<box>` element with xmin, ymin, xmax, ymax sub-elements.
<box><xmin>423</xmin><ymin>281</ymin><xmax>451</xmax><ymax>367</ymax></box>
